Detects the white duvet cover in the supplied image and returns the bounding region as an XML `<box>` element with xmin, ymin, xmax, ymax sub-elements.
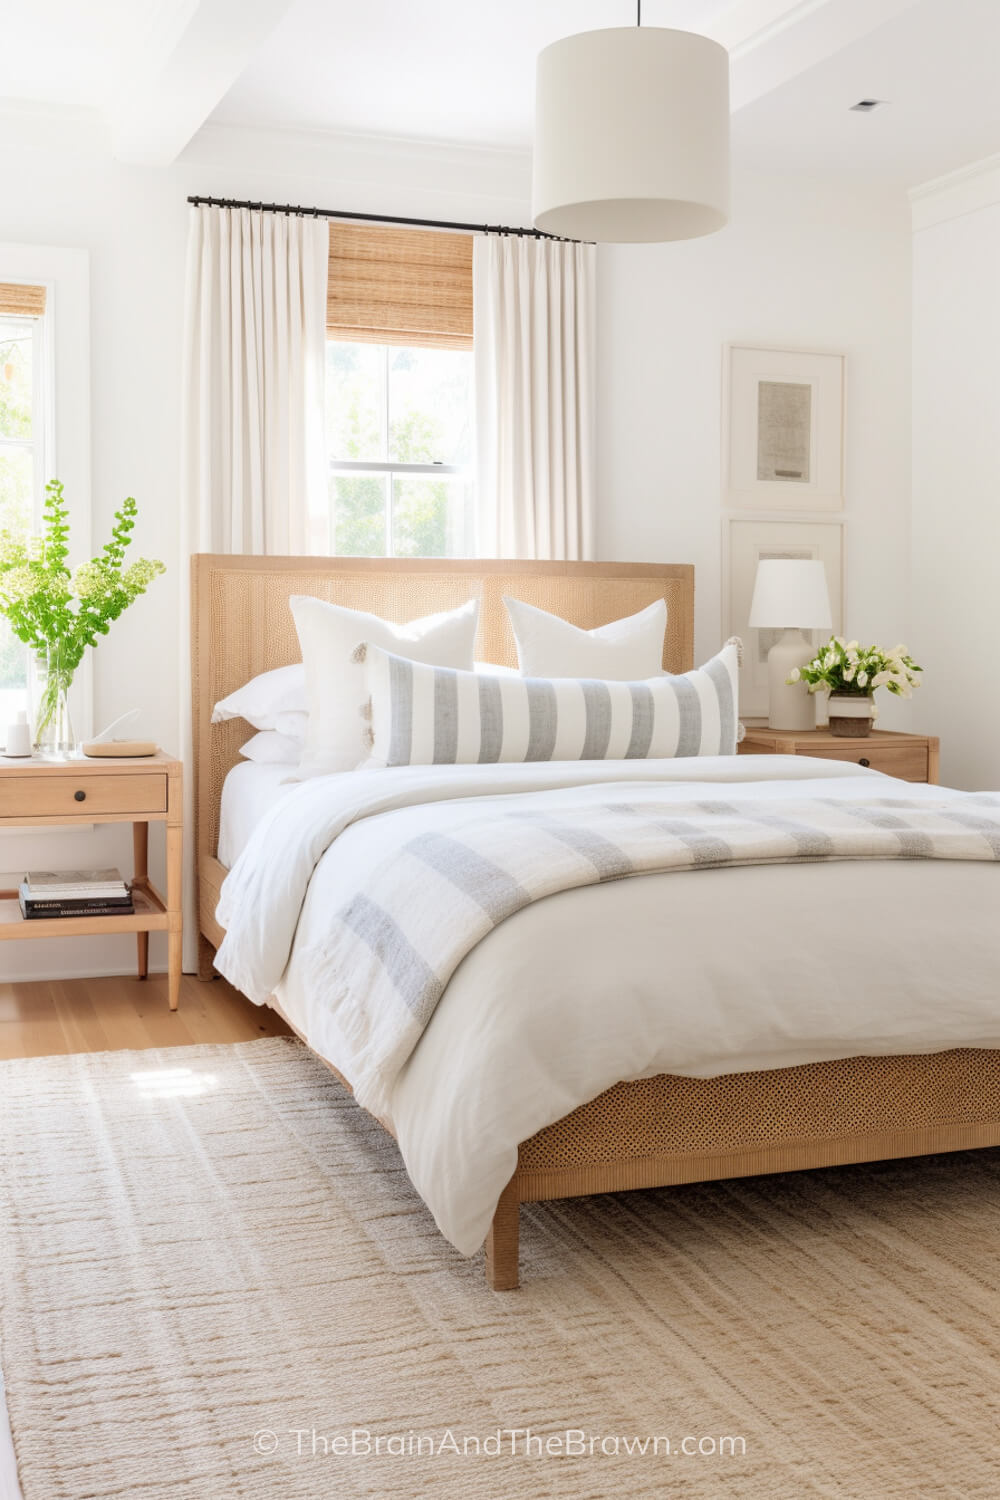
<box><xmin>216</xmin><ymin>757</ymin><xmax>1000</xmax><ymax>1255</ymax></box>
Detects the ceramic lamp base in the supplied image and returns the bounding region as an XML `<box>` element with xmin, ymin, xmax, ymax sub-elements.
<box><xmin>766</xmin><ymin>628</ymin><xmax>816</xmax><ymax>731</ymax></box>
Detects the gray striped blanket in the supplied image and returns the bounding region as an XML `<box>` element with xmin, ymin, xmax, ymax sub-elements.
<box><xmin>295</xmin><ymin>789</ymin><xmax>1000</xmax><ymax>1119</ymax></box>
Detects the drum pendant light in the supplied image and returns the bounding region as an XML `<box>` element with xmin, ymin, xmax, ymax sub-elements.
<box><xmin>532</xmin><ymin>2</ymin><xmax>730</xmax><ymax>243</ymax></box>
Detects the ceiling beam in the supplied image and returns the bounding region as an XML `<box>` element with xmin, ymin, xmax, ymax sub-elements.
<box><xmin>107</xmin><ymin>0</ymin><xmax>295</xmax><ymax>166</ymax></box>
<box><xmin>706</xmin><ymin>0</ymin><xmax>923</xmax><ymax>111</ymax></box>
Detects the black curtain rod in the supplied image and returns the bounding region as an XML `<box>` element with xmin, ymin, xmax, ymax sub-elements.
<box><xmin>186</xmin><ymin>194</ymin><xmax>579</xmax><ymax>243</ymax></box>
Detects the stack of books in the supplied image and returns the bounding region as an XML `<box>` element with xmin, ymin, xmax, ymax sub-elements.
<box><xmin>18</xmin><ymin>868</ymin><xmax>134</xmax><ymax>920</ymax></box>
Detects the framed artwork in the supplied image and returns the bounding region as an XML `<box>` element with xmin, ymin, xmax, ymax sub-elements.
<box><xmin>725</xmin><ymin>518</ymin><xmax>845</xmax><ymax>719</ymax></box>
<box><xmin>723</xmin><ymin>344</ymin><xmax>845</xmax><ymax>511</ymax></box>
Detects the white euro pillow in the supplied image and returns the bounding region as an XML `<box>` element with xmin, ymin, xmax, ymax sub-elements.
<box><xmin>504</xmin><ymin>596</ymin><xmax>667</xmax><ymax>680</ymax></box>
<box><xmin>474</xmin><ymin>660</ymin><xmax>517</xmax><ymax>676</ymax></box>
<box><xmin>291</xmin><ymin>594</ymin><xmax>480</xmax><ymax>775</ymax></box>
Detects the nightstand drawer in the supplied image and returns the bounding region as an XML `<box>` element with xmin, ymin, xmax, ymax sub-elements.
<box><xmin>795</xmin><ymin>743</ymin><xmax>930</xmax><ymax>782</ymax></box>
<box><xmin>0</xmin><ymin>773</ymin><xmax>167</xmax><ymax>818</ymax></box>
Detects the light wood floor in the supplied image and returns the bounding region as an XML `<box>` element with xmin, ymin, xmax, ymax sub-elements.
<box><xmin>0</xmin><ymin>973</ymin><xmax>293</xmax><ymax>1060</ymax></box>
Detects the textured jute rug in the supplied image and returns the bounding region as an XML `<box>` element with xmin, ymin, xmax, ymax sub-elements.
<box><xmin>3</xmin><ymin>1039</ymin><xmax>1000</xmax><ymax>1499</ymax></box>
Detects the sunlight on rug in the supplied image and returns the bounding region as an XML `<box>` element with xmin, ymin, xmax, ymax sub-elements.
<box><xmin>2</xmin><ymin>1037</ymin><xmax>1000</xmax><ymax>1498</ymax></box>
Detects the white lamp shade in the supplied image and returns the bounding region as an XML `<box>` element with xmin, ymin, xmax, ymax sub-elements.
<box><xmin>748</xmin><ymin>559</ymin><xmax>833</xmax><ymax>630</ymax></box>
<box><xmin>532</xmin><ymin>27</ymin><xmax>730</xmax><ymax>244</ymax></box>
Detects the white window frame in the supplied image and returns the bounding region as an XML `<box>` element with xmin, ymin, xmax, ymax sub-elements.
<box><xmin>0</xmin><ymin>314</ymin><xmax>49</xmax><ymax>518</ymax></box>
<box><xmin>0</xmin><ymin>244</ymin><xmax>91</xmax><ymax>737</ymax></box>
<box><xmin>0</xmin><ymin>311</ymin><xmax>50</xmax><ymax>729</ymax></box>
<box><xmin>327</xmin><ymin>341</ymin><xmax>474</xmax><ymax>556</ymax></box>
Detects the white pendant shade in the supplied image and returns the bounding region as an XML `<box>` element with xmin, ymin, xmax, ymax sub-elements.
<box><xmin>532</xmin><ymin>26</ymin><xmax>730</xmax><ymax>244</ymax></box>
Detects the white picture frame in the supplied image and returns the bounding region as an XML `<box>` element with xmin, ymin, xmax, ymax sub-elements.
<box><xmin>723</xmin><ymin>344</ymin><xmax>845</xmax><ymax>511</ymax></box>
<box><xmin>725</xmin><ymin>518</ymin><xmax>845</xmax><ymax>720</ymax></box>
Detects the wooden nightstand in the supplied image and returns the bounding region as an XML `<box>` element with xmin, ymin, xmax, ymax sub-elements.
<box><xmin>0</xmin><ymin>751</ymin><xmax>183</xmax><ymax>1010</ymax></box>
<box><xmin>739</xmin><ymin>727</ymin><xmax>939</xmax><ymax>784</ymax></box>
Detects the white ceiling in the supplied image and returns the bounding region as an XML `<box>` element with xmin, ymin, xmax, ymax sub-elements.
<box><xmin>1</xmin><ymin>0</ymin><xmax>999</xmax><ymax>187</ymax></box>
<box><xmin>733</xmin><ymin>0</ymin><xmax>1000</xmax><ymax>182</ymax></box>
<box><xmin>0</xmin><ymin>0</ymin><xmax>165</xmax><ymax>108</ymax></box>
<box><xmin>210</xmin><ymin>0</ymin><xmax>741</xmax><ymax>148</ymax></box>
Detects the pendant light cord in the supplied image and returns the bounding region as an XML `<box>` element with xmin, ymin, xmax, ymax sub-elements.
<box><xmin>637</xmin><ymin>0</ymin><xmax>641</xmax><ymax>24</ymax></box>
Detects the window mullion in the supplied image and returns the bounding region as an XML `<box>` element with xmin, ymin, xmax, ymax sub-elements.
<box><xmin>387</xmin><ymin>472</ymin><xmax>395</xmax><ymax>556</ymax></box>
<box><xmin>30</xmin><ymin>316</ymin><xmax>44</xmax><ymax>522</ymax></box>
<box><xmin>382</xmin><ymin>346</ymin><xmax>392</xmax><ymax>555</ymax></box>
<box><xmin>381</xmin><ymin>344</ymin><xmax>390</xmax><ymax>461</ymax></box>
<box><xmin>330</xmin><ymin>459</ymin><xmax>467</xmax><ymax>477</ymax></box>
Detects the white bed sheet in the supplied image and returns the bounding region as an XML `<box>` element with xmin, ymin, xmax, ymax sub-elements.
<box><xmin>217</xmin><ymin>760</ymin><xmax>299</xmax><ymax>868</ymax></box>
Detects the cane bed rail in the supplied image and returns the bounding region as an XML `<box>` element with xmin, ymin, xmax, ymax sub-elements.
<box><xmin>191</xmin><ymin>553</ymin><xmax>1000</xmax><ymax>1290</ymax></box>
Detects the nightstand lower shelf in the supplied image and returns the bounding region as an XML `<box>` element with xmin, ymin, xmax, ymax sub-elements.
<box><xmin>0</xmin><ymin>882</ymin><xmax>169</xmax><ymax>939</ymax></box>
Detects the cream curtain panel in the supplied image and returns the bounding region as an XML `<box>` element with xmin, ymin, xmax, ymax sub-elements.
<box><xmin>181</xmin><ymin>204</ymin><xmax>328</xmax><ymax>554</ymax></box>
<box><xmin>178</xmin><ymin>204</ymin><xmax>327</xmax><ymax>970</ymax></box>
<box><xmin>473</xmin><ymin>235</ymin><xmax>596</xmax><ymax>561</ymax></box>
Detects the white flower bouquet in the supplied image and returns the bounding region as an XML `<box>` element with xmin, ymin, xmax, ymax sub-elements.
<box><xmin>788</xmin><ymin>636</ymin><xmax>922</xmax><ymax>706</ymax></box>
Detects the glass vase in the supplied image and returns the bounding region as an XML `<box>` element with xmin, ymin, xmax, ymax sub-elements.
<box><xmin>33</xmin><ymin>642</ymin><xmax>76</xmax><ymax>758</ymax></box>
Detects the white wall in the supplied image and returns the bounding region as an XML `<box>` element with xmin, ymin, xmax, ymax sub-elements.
<box><xmin>910</xmin><ymin>159</ymin><xmax>1000</xmax><ymax>791</ymax></box>
<box><xmin>596</xmin><ymin>171</ymin><xmax>913</xmax><ymax>680</ymax></box>
<box><xmin>0</xmin><ymin>111</ymin><xmax>914</xmax><ymax>979</ymax></box>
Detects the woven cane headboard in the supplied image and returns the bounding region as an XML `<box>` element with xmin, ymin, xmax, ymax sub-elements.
<box><xmin>191</xmin><ymin>554</ymin><xmax>695</xmax><ymax>867</ymax></box>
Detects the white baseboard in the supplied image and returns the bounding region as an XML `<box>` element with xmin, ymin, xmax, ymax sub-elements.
<box><xmin>2</xmin><ymin>961</ymin><xmax>171</xmax><ymax>983</ymax></box>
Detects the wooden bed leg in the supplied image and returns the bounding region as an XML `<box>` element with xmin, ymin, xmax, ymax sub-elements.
<box><xmin>485</xmin><ymin>1176</ymin><xmax>520</xmax><ymax>1291</ymax></box>
<box><xmin>196</xmin><ymin>932</ymin><xmax>217</xmax><ymax>982</ymax></box>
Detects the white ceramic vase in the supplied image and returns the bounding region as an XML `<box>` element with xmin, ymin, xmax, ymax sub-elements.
<box><xmin>828</xmin><ymin>692</ymin><xmax>874</xmax><ymax>738</ymax></box>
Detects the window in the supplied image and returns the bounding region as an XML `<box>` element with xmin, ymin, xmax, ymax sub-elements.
<box><xmin>322</xmin><ymin>223</ymin><xmax>474</xmax><ymax>558</ymax></box>
<box><xmin>0</xmin><ymin>245</ymin><xmax>89</xmax><ymax>737</ymax></box>
<box><xmin>324</xmin><ymin>341</ymin><xmax>473</xmax><ymax>557</ymax></box>
<box><xmin>0</xmin><ymin>282</ymin><xmax>47</xmax><ymax>726</ymax></box>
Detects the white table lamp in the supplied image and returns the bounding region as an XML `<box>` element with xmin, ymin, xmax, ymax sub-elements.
<box><xmin>748</xmin><ymin>560</ymin><xmax>832</xmax><ymax>730</ymax></box>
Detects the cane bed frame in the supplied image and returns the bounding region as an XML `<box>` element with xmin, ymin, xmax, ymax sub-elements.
<box><xmin>192</xmin><ymin>553</ymin><xmax>1000</xmax><ymax>1290</ymax></box>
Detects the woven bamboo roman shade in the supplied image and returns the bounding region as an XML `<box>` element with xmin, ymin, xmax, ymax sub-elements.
<box><xmin>0</xmin><ymin>283</ymin><xmax>46</xmax><ymax>318</ymax></box>
<box><xmin>327</xmin><ymin>224</ymin><xmax>472</xmax><ymax>350</ymax></box>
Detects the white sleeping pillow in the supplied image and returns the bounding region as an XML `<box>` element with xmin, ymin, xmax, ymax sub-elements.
<box><xmin>504</xmin><ymin>596</ymin><xmax>667</xmax><ymax>679</ymax></box>
<box><xmin>211</xmin><ymin>663</ymin><xmax>306</xmax><ymax>730</ymax></box>
<box><xmin>360</xmin><ymin>640</ymin><xmax>740</xmax><ymax>768</ymax></box>
<box><xmin>291</xmin><ymin>594</ymin><xmax>480</xmax><ymax>775</ymax></box>
<box><xmin>274</xmin><ymin>709</ymin><xmax>309</xmax><ymax>739</ymax></box>
<box><xmin>238</xmin><ymin>730</ymin><xmax>304</xmax><ymax>766</ymax></box>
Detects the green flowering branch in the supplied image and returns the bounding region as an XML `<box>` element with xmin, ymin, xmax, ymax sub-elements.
<box><xmin>0</xmin><ymin>479</ymin><xmax>165</xmax><ymax>737</ymax></box>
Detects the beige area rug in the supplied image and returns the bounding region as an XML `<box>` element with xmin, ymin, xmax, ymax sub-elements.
<box><xmin>3</xmin><ymin>1040</ymin><xmax>1000</xmax><ymax>1499</ymax></box>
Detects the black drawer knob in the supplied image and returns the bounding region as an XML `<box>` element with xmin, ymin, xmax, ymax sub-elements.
<box><xmin>858</xmin><ymin>757</ymin><xmax>870</xmax><ymax>768</ymax></box>
<box><xmin>74</xmin><ymin>789</ymin><xmax>86</xmax><ymax>802</ymax></box>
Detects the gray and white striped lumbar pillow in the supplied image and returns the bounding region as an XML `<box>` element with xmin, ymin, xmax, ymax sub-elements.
<box><xmin>356</xmin><ymin>640</ymin><xmax>741</xmax><ymax>768</ymax></box>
